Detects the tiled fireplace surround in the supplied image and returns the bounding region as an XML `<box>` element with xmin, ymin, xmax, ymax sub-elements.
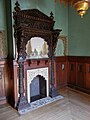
<box><xmin>27</xmin><ymin>67</ymin><xmax>49</xmax><ymax>103</ymax></box>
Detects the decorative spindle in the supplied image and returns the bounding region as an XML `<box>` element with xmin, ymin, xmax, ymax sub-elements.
<box><xmin>50</xmin><ymin>11</ymin><xmax>54</xmax><ymax>20</ymax></box>
<box><xmin>14</xmin><ymin>1</ymin><xmax>21</xmax><ymax>12</ymax></box>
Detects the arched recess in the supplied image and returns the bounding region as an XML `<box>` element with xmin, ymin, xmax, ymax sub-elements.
<box><xmin>13</xmin><ymin>1</ymin><xmax>61</xmax><ymax>111</ymax></box>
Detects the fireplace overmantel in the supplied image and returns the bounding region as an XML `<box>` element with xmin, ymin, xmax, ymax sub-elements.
<box><xmin>13</xmin><ymin>1</ymin><xmax>62</xmax><ymax>111</ymax></box>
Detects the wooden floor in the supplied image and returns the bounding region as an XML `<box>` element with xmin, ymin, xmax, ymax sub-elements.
<box><xmin>0</xmin><ymin>87</ymin><xmax>90</xmax><ymax>120</ymax></box>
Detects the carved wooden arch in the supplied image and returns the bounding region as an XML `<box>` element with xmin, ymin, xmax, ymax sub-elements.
<box><xmin>13</xmin><ymin>1</ymin><xmax>62</xmax><ymax>111</ymax></box>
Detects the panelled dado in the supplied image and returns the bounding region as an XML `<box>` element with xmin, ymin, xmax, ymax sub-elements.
<box><xmin>68</xmin><ymin>56</ymin><xmax>90</xmax><ymax>94</ymax></box>
<box><xmin>53</xmin><ymin>56</ymin><xmax>90</xmax><ymax>93</ymax></box>
<box><xmin>0</xmin><ymin>56</ymin><xmax>90</xmax><ymax>106</ymax></box>
<box><xmin>54</xmin><ymin>56</ymin><xmax>67</xmax><ymax>89</ymax></box>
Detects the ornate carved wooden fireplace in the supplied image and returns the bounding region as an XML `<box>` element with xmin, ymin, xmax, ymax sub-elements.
<box><xmin>13</xmin><ymin>1</ymin><xmax>61</xmax><ymax>111</ymax></box>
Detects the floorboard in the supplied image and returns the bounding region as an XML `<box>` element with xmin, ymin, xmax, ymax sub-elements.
<box><xmin>0</xmin><ymin>87</ymin><xmax>90</xmax><ymax>120</ymax></box>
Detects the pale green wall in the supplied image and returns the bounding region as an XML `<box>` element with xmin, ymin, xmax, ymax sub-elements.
<box><xmin>0</xmin><ymin>0</ymin><xmax>6</xmax><ymax>30</ymax></box>
<box><xmin>54</xmin><ymin>2</ymin><xmax>68</xmax><ymax>56</ymax></box>
<box><xmin>68</xmin><ymin>7</ymin><xmax>90</xmax><ymax>56</ymax></box>
<box><xmin>54</xmin><ymin>2</ymin><xmax>68</xmax><ymax>36</ymax></box>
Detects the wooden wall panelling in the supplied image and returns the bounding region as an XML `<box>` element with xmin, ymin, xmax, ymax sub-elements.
<box><xmin>13</xmin><ymin>60</ymin><xmax>19</xmax><ymax>107</ymax></box>
<box><xmin>68</xmin><ymin>62</ymin><xmax>77</xmax><ymax>86</ymax></box>
<box><xmin>54</xmin><ymin>62</ymin><xmax>60</xmax><ymax>89</ymax></box>
<box><xmin>85</xmin><ymin>63</ymin><xmax>90</xmax><ymax>90</ymax></box>
<box><xmin>54</xmin><ymin>57</ymin><xmax>67</xmax><ymax>89</ymax></box>
<box><xmin>24</xmin><ymin>60</ymin><xmax>31</xmax><ymax>98</ymax></box>
<box><xmin>3</xmin><ymin>60</ymin><xmax>19</xmax><ymax>107</ymax></box>
<box><xmin>67</xmin><ymin>56</ymin><xmax>90</xmax><ymax>94</ymax></box>
<box><xmin>76</xmin><ymin>63</ymin><xmax>86</xmax><ymax>88</ymax></box>
<box><xmin>5</xmin><ymin>60</ymin><xmax>15</xmax><ymax>107</ymax></box>
<box><xmin>59</xmin><ymin>62</ymin><xmax>67</xmax><ymax>87</ymax></box>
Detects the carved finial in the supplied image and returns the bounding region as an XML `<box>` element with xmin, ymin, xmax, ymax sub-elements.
<box><xmin>50</xmin><ymin>11</ymin><xmax>54</xmax><ymax>20</ymax></box>
<box><xmin>14</xmin><ymin>1</ymin><xmax>20</xmax><ymax>12</ymax></box>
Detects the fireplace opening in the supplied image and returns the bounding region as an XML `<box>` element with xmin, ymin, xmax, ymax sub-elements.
<box><xmin>30</xmin><ymin>75</ymin><xmax>47</xmax><ymax>102</ymax></box>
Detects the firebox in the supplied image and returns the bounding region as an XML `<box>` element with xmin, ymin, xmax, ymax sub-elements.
<box><xmin>30</xmin><ymin>75</ymin><xmax>46</xmax><ymax>102</ymax></box>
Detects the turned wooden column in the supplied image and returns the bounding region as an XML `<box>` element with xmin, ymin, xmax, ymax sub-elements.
<box><xmin>16</xmin><ymin>58</ymin><xmax>30</xmax><ymax>111</ymax></box>
<box><xmin>49</xmin><ymin>56</ymin><xmax>59</xmax><ymax>97</ymax></box>
<box><xmin>49</xmin><ymin>26</ymin><xmax>61</xmax><ymax>97</ymax></box>
<box><xmin>15</xmin><ymin>33</ymin><xmax>30</xmax><ymax>110</ymax></box>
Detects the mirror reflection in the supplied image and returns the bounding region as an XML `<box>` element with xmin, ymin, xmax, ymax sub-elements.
<box><xmin>55</xmin><ymin>38</ymin><xmax>64</xmax><ymax>56</ymax></box>
<box><xmin>26</xmin><ymin>37</ymin><xmax>48</xmax><ymax>59</ymax></box>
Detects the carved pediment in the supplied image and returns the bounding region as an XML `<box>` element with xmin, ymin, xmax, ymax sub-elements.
<box><xmin>20</xmin><ymin>9</ymin><xmax>53</xmax><ymax>22</ymax></box>
<box><xmin>14</xmin><ymin>9</ymin><xmax>54</xmax><ymax>31</ymax></box>
<box><xmin>13</xmin><ymin>1</ymin><xmax>61</xmax><ymax>60</ymax></box>
<box><xmin>13</xmin><ymin>2</ymin><xmax>54</xmax><ymax>31</ymax></box>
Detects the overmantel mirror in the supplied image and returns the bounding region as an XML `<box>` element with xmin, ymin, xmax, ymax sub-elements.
<box><xmin>26</xmin><ymin>37</ymin><xmax>48</xmax><ymax>59</ymax></box>
<box><xmin>13</xmin><ymin>1</ymin><xmax>61</xmax><ymax>111</ymax></box>
<box><xmin>55</xmin><ymin>35</ymin><xmax>68</xmax><ymax>56</ymax></box>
